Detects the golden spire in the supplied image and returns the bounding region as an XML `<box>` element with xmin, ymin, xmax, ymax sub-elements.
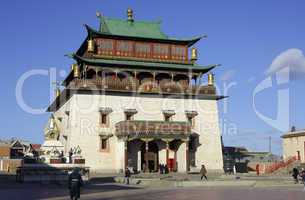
<box><xmin>96</xmin><ymin>11</ymin><xmax>101</xmax><ymax>17</ymax></box>
<box><xmin>127</xmin><ymin>8</ymin><xmax>134</xmax><ymax>22</ymax></box>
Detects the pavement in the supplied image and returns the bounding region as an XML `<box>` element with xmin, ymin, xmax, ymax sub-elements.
<box><xmin>1</xmin><ymin>173</ymin><xmax>305</xmax><ymax>200</ymax></box>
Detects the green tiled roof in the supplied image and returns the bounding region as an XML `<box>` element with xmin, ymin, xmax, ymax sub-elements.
<box><xmin>72</xmin><ymin>54</ymin><xmax>218</xmax><ymax>73</ymax></box>
<box><xmin>84</xmin><ymin>15</ymin><xmax>205</xmax><ymax>46</ymax></box>
<box><xmin>100</xmin><ymin>16</ymin><xmax>168</xmax><ymax>39</ymax></box>
<box><xmin>85</xmin><ymin>24</ymin><xmax>203</xmax><ymax>46</ymax></box>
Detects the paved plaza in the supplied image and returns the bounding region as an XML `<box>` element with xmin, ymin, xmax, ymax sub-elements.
<box><xmin>1</xmin><ymin>180</ymin><xmax>305</xmax><ymax>200</ymax></box>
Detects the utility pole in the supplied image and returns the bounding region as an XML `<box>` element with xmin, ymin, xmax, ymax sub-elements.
<box><xmin>268</xmin><ymin>136</ymin><xmax>272</xmax><ymax>153</ymax></box>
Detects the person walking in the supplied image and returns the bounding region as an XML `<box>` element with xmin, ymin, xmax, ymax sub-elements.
<box><xmin>292</xmin><ymin>167</ymin><xmax>299</xmax><ymax>184</ymax></box>
<box><xmin>125</xmin><ymin>168</ymin><xmax>131</xmax><ymax>185</ymax></box>
<box><xmin>68</xmin><ymin>168</ymin><xmax>83</xmax><ymax>200</ymax></box>
<box><xmin>200</xmin><ymin>164</ymin><xmax>208</xmax><ymax>181</ymax></box>
<box><xmin>69</xmin><ymin>148</ymin><xmax>73</xmax><ymax>164</ymax></box>
<box><xmin>300</xmin><ymin>169</ymin><xmax>305</xmax><ymax>191</ymax></box>
<box><xmin>159</xmin><ymin>164</ymin><xmax>163</xmax><ymax>174</ymax></box>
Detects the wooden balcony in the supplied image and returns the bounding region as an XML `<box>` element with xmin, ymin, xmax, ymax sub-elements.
<box><xmin>68</xmin><ymin>78</ymin><xmax>216</xmax><ymax>96</ymax></box>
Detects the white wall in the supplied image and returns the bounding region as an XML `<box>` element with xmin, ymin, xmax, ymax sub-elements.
<box><xmin>283</xmin><ymin>136</ymin><xmax>305</xmax><ymax>162</ymax></box>
<box><xmin>54</xmin><ymin>93</ymin><xmax>223</xmax><ymax>172</ymax></box>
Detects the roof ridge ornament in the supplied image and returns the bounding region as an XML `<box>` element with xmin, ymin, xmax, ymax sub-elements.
<box><xmin>96</xmin><ymin>11</ymin><xmax>101</xmax><ymax>18</ymax></box>
<box><xmin>127</xmin><ymin>8</ymin><xmax>134</xmax><ymax>23</ymax></box>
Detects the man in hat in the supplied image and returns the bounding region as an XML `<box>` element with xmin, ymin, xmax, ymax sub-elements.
<box><xmin>68</xmin><ymin>168</ymin><xmax>83</xmax><ymax>200</ymax></box>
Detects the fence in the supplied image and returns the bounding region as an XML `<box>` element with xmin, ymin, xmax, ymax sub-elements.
<box><xmin>0</xmin><ymin>159</ymin><xmax>23</xmax><ymax>173</ymax></box>
<box><xmin>264</xmin><ymin>156</ymin><xmax>297</xmax><ymax>174</ymax></box>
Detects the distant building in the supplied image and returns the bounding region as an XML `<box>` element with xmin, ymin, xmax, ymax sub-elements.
<box><xmin>282</xmin><ymin>128</ymin><xmax>305</xmax><ymax>162</ymax></box>
<box><xmin>0</xmin><ymin>142</ymin><xmax>10</xmax><ymax>159</ymax></box>
<box><xmin>222</xmin><ymin>146</ymin><xmax>280</xmax><ymax>173</ymax></box>
<box><xmin>0</xmin><ymin>139</ymin><xmax>41</xmax><ymax>159</ymax></box>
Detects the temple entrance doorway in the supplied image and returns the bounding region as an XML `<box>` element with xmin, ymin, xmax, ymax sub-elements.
<box><xmin>141</xmin><ymin>141</ymin><xmax>159</xmax><ymax>172</ymax></box>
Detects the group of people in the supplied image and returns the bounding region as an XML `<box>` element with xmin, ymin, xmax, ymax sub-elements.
<box><xmin>159</xmin><ymin>164</ymin><xmax>169</xmax><ymax>174</ymax></box>
<box><xmin>292</xmin><ymin>167</ymin><xmax>305</xmax><ymax>185</ymax></box>
<box><xmin>69</xmin><ymin>164</ymin><xmax>209</xmax><ymax>199</ymax></box>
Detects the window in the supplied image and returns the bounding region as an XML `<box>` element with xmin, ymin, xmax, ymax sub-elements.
<box><xmin>65</xmin><ymin>111</ymin><xmax>70</xmax><ymax>129</ymax></box>
<box><xmin>100</xmin><ymin>137</ymin><xmax>109</xmax><ymax>152</ymax></box>
<box><xmin>187</xmin><ymin>116</ymin><xmax>195</xmax><ymax>128</ymax></box>
<box><xmin>100</xmin><ymin>113</ymin><xmax>110</xmax><ymax>127</ymax></box>
<box><xmin>101</xmin><ymin>114</ymin><xmax>107</xmax><ymax>124</ymax></box>
<box><xmin>124</xmin><ymin>109</ymin><xmax>137</xmax><ymax>121</ymax></box>
<box><xmin>164</xmin><ymin>115</ymin><xmax>172</xmax><ymax>122</ymax></box>
<box><xmin>125</xmin><ymin>113</ymin><xmax>133</xmax><ymax>121</ymax></box>
<box><xmin>116</xmin><ymin>40</ymin><xmax>133</xmax><ymax>56</ymax></box>
<box><xmin>185</xmin><ymin>111</ymin><xmax>198</xmax><ymax>128</ymax></box>
<box><xmin>171</xmin><ymin>45</ymin><xmax>186</xmax><ymax>60</ymax></box>
<box><xmin>153</xmin><ymin>44</ymin><xmax>169</xmax><ymax>59</ymax></box>
<box><xmin>99</xmin><ymin>107</ymin><xmax>112</xmax><ymax>127</ymax></box>
<box><xmin>135</xmin><ymin>43</ymin><xmax>150</xmax><ymax>57</ymax></box>
<box><xmin>163</xmin><ymin>110</ymin><xmax>175</xmax><ymax>122</ymax></box>
<box><xmin>97</xmin><ymin>39</ymin><xmax>113</xmax><ymax>55</ymax></box>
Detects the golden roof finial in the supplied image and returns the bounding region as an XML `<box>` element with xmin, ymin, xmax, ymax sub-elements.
<box><xmin>127</xmin><ymin>8</ymin><xmax>134</xmax><ymax>22</ymax></box>
<box><xmin>96</xmin><ymin>11</ymin><xmax>101</xmax><ymax>17</ymax></box>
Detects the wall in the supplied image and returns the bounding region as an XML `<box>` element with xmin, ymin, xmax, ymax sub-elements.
<box><xmin>55</xmin><ymin>92</ymin><xmax>223</xmax><ymax>173</ymax></box>
<box><xmin>283</xmin><ymin>136</ymin><xmax>305</xmax><ymax>162</ymax></box>
<box><xmin>0</xmin><ymin>159</ymin><xmax>23</xmax><ymax>172</ymax></box>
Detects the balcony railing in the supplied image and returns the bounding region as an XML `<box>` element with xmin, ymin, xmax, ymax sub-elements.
<box><xmin>68</xmin><ymin>78</ymin><xmax>216</xmax><ymax>95</ymax></box>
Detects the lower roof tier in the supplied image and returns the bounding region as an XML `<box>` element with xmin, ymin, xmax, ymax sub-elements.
<box><xmin>72</xmin><ymin>54</ymin><xmax>219</xmax><ymax>73</ymax></box>
<box><xmin>47</xmin><ymin>87</ymin><xmax>227</xmax><ymax>112</ymax></box>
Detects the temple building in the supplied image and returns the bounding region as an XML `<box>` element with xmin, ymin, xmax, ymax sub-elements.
<box><xmin>46</xmin><ymin>9</ymin><xmax>225</xmax><ymax>173</ymax></box>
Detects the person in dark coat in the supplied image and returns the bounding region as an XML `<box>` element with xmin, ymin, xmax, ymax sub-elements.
<box><xmin>164</xmin><ymin>164</ymin><xmax>169</xmax><ymax>174</ymax></box>
<box><xmin>125</xmin><ymin>168</ymin><xmax>131</xmax><ymax>185</ymax></box>
<box><xmin>200</xmin><ymin>164</ymin><xmax>208</xmax><ymax>181</ymax></box>
<box><xmin>300</xmin><ymin>169</ymin><xmax>305</xmax><ymax>190</ymax></box>
<box><xmin>292</xmin><ymin>167</ymin><xmax>299</xmax><ymax>184</ymax></box>
<box><xmin>159</xmin><ymin>164</ymin><xmax>163</xmax><ymax>174</ymax></box>
<box><xmin>68</xmin><ymin>168</ymin><xmax>83</xmax><ymax>200</ymax></box>
<box><xmin>69</xmin><ymin>148</ymin><xmax>73</xmax><ymax>164</ymax></box>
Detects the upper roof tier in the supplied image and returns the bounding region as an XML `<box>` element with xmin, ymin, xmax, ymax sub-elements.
<box><xmin>85</xmin><ymin>11</ymin><xmax>205</xmax><ymax>46</ymax></box>
<box><xmin>100</xmin><ymin>16</ymin><xmax>168</xmax><ymax>39</ymax></box>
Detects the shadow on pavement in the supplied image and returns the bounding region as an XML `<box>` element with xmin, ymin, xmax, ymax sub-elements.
<box><xmin>0</xmin><ymin>176</ymin><xmax>140</xmax><ymax>200</ymax></box>
<box><xmin>89</xmin><ymin>176</ymin><xmax>116</xmax><ymax>184</ymax></box>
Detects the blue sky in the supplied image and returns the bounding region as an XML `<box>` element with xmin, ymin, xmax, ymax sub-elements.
<box><xmin>0</xmin><ymin>0</ymin><xmax>304</xmax><ymax>155</ymax></box>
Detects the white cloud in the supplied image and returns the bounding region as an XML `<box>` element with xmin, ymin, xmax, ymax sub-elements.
<box><xmin>266</xmin><ymin>48</ymin><xmax>305</xmax><ymax>81</ymax></box>
<box><xmin>220</xmin><ymin>69</ymin><xmax>236</xmax><ymax>81</ymax></box>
